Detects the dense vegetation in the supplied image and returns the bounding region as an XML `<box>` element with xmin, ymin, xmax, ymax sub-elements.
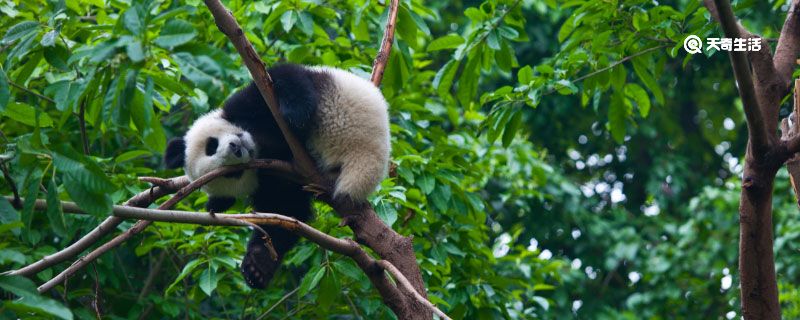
<box><xmin>0</xmin><ymin>0</ymin><xmax>798</xmax><ymax>318</ymax></box>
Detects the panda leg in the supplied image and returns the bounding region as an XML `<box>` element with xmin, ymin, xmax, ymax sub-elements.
<box><xmin>241</xmin><ymin>225</ymin><xmax>300</xmax><ymax>289</ymax></box>
<box><xmin>206</xmin><ymin>197</ymin><xmax>236</xmax><ymax>216</ymax></box>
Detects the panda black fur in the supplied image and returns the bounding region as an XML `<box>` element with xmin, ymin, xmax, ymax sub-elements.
<box><xmin>164</xmin><ymin>64</ymin><xmax>390</xmax><ymax>289</ymax></box>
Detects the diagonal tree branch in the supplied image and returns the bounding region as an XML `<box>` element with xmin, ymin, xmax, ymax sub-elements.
<box><xmin>370</xmin><ymin>0</ymin><xmax>400</xmax><ymax>86</ymax></box>
<box><xmin>25</xmin><ymin>160</ymin><xmax>294</xmax><ymax>292</ymax></box>
<box><xmin>5</xmin><ymin>176</ymin><xmax>190</xmax><ymax>277</ymax></box>
<box><xmin>708</xmin><ymin>0</ymin><xmax>770</xmax><ymax>153</ymax></box>
<box><xmin>774</xmin><ymin>0</ymin><xmax>800</xmax><ymax>87</ymax></box>
<box><xmin>202</xmin><ymin>0</ymin><xmax>319</xmax><ymax>182</ymax></box>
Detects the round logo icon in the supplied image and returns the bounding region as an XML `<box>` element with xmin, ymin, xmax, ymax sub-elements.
<box><xmin>683</xmin><ymin>35</ymin><xmax>703</xmax><ymax>54</ymax></box>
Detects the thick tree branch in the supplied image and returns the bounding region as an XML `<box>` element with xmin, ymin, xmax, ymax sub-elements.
<box><xmin>376</xmin><ymin>260</ymin><xmax>452</xmax><ymax>320</ymax></box>
<box><xmin>774</xmin><ymin>0</ymin><xmax>800</xmax><ymax>86</ymax></box>
<box><xmin>370</xmin><ymin>0</ymin><xmax>399</xmax><ymax>86</ymax></box>
<box><xmin>709</xmin><ymin>0</ymin><xmax>770</xmax><ymax>153</ymax></box>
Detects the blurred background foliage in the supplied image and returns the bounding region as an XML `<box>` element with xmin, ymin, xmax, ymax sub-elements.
<box><xmin>0</xmin><ymin>0</ymin><xmax>799</xmax><ymax>318</ymax></box>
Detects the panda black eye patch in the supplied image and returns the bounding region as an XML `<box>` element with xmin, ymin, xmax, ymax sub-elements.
<box><xmin>205</xmin><ymin>137</ymin><xmax>219</xmax><ymax>156</ymax></box>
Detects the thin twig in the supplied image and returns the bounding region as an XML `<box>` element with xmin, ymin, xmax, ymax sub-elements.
<box><xmin>256</xmin><ymin>286</ymin><xmax>300</xmax><ymax>320</ymax></box>
<box><xmin>1</xmin><ymin>163</ymin><xmax>21</xmax><ymax>208</ymax></box>
<box><xmin>370</xmin><ymin>0</ymin><xmax>400</xmax><ymax>86</ymax></box>
<box><xmin>78</xmin><ymin>99</ymin><xmax>89</xmax><ymax>155</ymax></box>
<box><xmin>8</xmin><ymin>81</ymin><xmax>55</xmax><ymax>104</ymax></box>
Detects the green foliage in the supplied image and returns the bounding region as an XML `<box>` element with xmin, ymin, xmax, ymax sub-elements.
<box><xmin>1</xmin><ymin>0</ymin><xmax>797</xmax><ymax>318</ymax></box>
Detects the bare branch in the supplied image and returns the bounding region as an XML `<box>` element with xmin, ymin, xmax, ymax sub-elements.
<box><xmin>775</xmin><ymin>0</ymin><xmax>800</xmax><ymax>86</ymax></box>
<box><xmin>5</xmin><ymin>176</ymin><xmax>190</xmax><ymax>277</ymax></box>
<box><xmin>709</xmin><ymin>0</ymin><xmax>770</xmax><ymax>152</ymax></box>
<box><xmin>36</xmin><ymin>160</ymin><xmax>294</xmax><ymax>292</ymax></box>
<box><xmin>370</xmin><ymin>0</ymin><xmax>400</xmax><ymax>86</ymax></box>
<box><xmin>202</xmin><ymin>0</ymin><xmax>320</xmax><ymax>181</ymax></box>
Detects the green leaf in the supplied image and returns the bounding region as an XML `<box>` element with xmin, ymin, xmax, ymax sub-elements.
<box><xmin>199</xmin><ymin>267</ymin><xmax>218</xmax><ymax>296</ymax></box>
<box><xmin>632</xmin><ymin>55</ymin><xmax>664</xmax><ymax>105</ymax></box>
<box><xmin>43</xmin><ymin>45</ymin><xmax>70</xmax><ymax>71</ymax></box>
<box><xmin>45</xmin><ymin>179</ymin><xmax>67</xmax><ymax>237</ymax></box>
<box><xmin>624</xmin><ymin>83</ymin><xmax>651</xmax><ymax>117</ymax></box>
<box><xmin>417</xmin><ymin>173</ymin><xmax>435</xmax><ymax>195</ymax></box>
<box><xmin>154</xmin><ymin>19</ymin><xmax>197</xmax><ymax>49</ymax></box>
<box><xmin>281</xmin><ymin>10</ymin><xmax>296</xmax><ymax>32</ymax></box>
<box><xmin>433</xmin><ymin>60</ymin><xmax>458</xmax><ymax>98</ymax></box>
<box><xmin>123</xmin><ymin>5</ymin><xmax>145</xmax><ymax>35</ymax></box>
<box><xmin>0</xmin><ymin>68</ymin><xmax>9</xmax><ymax>112</ymax></box>
<box><xmin>297</xmin><ymin>12</ymin><xmax>314</xmax><ymax>36</ymax></box>
<box><xmin>40</xmin><ymin>30</ymin><xmax>56</xmax><ymax>47</ymax></box>
<box><xmin>501</xmin><ymin>109</ymin><xmax>523</xmax><ymax>147</ymax></box>
<box><xmin>166</xmin><ymin>259</ymin><xmax>203</xmax><ymax>295</ymax></box>
<box><xmin>608</xmin><ymin>91</ymin><xmax>629</xmax><ymax>143</ymax></box>
<box><xmin>3</xmin><ymin>103</ymin><xmax>53</xmax><ymax>127</ymax></box>
<box><xmin>0</xmin><ymin>275</ymin><xmax>73</xmax><ymax>320</ymax></box>
<box><xmin>317</xmin><ymin>270</ymin><xmax>339</xmax><ymax>309</ymax></box>
<box><xmin>486</xmin><ymin>30</ymin><xmax>500</xmax><ymax>50</ymax></box>
<box><xmin>427</xmin><ymin>34</ymin><xmax>464</xmax><ymax>52</ymax></box>
<box><xmin>298</xmin><ymin>266</ymin><xmax>325</xmax><ymax>296</ymax></box>
<box><xmin>396</xmin><ymin>5</ymin><xmax>418</xmax><ymax>43</ymax></box>
<box><xmin>62</xmin><ymin>171</ymin><xmax>113</xmax><ymax>216</ymax></box>
<box><xmin>457</xmin><ymin>50</ymin><xmax>481</xmax><ymax>106</ymax></box>
<box><xmin>2</xmin><ymin>21</ymin><xmax>39</xmax><ymax>44</ymax></box>
<box><xmin>517</xmin><ymin>65</ymin><xmax>533</xmax><ymax>84</ymax></box>
<box><xmin>114</xmin><ymin>150</ymin><xmax>151</xmax><ymax>163</ymax></box>
<box><xmin>126</xmin><ymin>40</ymin><xmax>144</xmax><ymax>62</ymax></box>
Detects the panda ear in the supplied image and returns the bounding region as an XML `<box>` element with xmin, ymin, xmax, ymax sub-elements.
<box><xmin>164</xmin><ymin>137</ymin><xmax>186</xmax><ymax>169</ymax></box>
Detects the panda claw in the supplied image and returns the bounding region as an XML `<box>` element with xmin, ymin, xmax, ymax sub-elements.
<box><xmin>302</xmin><ymin>183</ymin><xmax>329</xmax><ymax>198</ymax></box>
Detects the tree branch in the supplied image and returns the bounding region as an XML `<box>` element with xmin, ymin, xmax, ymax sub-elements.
<box><xmin>376</xmin><ymin>260</ymin><xmax>452</xmax><ymax>320</ymax></box>
<box><xmin>774</xmin><ymin>0</ymin><xmax>800</xmax><ymax>86</ymax></box>
<box><xmin>709</xmin><ymin>0</ymin><xmax>770</xmax><ymax>153</ymax></box>
<box><xmin>4</xmin><ymin>176</ymin><xmax>190</xmax><ymax>277</ymax></box>
<box><xmin>15</xmin><ymin>160</ymin><xmax>294</xmax><ymax>293</ymax></box>
<box><xmin>370</xmin><ymin>0</ymin><xmax>399</xmax><ymax>86</ymax></box>
<box><xmin>8</xmin><ymin>81</ymin><xmax>55</xmax><ymax>104</ymax></box>
<box><xmin>26</xmin><ymin>200</ymin><xmax>451</xmax><ymax>319</ymax></box>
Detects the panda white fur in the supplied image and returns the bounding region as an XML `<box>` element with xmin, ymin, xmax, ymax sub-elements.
<box><xmin>164</xmin><ymin>63</ymin><xmax>390</xmax><ymax>289</ymax></box>
<box><xmin>183</xmin><ymin>110</ymin><xmax>259</xmax><ymax>200</ymax></box>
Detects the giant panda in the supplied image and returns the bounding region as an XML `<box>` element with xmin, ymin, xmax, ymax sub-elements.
<box><xmin>163</xmin><ymin>64</ymin><xmax>391</xmax><ymax>289</ymax></box>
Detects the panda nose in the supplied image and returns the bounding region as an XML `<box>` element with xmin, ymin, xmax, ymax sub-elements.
<box><xmin>229</xmin><ymin>142</ymin><xmax>242</xmax><ymax>157</ymax></box>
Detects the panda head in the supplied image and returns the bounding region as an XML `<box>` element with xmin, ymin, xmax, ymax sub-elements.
<box><xmin>165</xmin><ymin>110</ymin><xmax>257</xmax><ymax>182</ymax></box>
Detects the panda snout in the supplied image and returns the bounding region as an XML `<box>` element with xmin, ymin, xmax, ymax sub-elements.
<box><xmin>229</xmin><ymin>142</ymin><xmax>243</xmax><ymax>158</ymax></box>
